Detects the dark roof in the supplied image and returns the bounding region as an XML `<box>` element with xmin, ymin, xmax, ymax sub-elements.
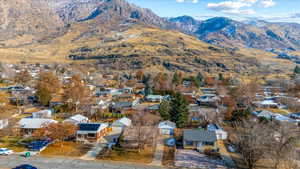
<box><xmin>78</xmin><ymin>123</ymin><xmax>101</xmax><ymax>131</ymax></box>
<box><xmin>183</xmin><ymin>129</ymin><xmax>217</xmax><ymax>142</ymax></box>
<box><xmin>113</xmin><ymin>102</ymin><xmax>132</xmax><ymax>109</ymax></box>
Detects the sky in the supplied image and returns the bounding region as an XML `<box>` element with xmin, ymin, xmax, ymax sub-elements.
<box><xmin>126</xmin><ymin>0</ymin><xmax>300</xmax><ymax>23</ymax></box>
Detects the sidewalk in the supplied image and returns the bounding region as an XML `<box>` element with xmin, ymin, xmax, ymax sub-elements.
<box><xmin>151</xmin><ymin>135</ymin><xmax>169</xmax><ymax>166</ymax></box>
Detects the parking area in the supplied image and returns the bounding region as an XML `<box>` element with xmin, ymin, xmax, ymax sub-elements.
<box><xmin>175</xmin><ymin>150</ymin><xmax>228</xmax><ymax>169</ymax></box>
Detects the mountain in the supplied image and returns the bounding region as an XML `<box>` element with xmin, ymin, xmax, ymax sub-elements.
<box><xmin>0</xmin><ymin>0</ymin><xmax>64</xmax><ymax>45</ymax></box>
<box><xmin>0</xmin><ymin>0</ymin><xmax>172</xmax><ymax>47</ymax></box>
<box><xmin>169</xmin><ymin>16</ymin><xmax>201</xmax><ymax>34</ymax></box>
<box><xmin>0</xmin><ymin>0</ymin><xmax>296</xmax><ymax>75</ymax></box>
<box><xmin>169</xmin><ymin>16</ymin><xmax>300</xmax><ymax>52</ymax></box>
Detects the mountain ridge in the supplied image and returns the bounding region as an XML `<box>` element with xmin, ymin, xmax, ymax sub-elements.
<box><xmin>169</xmin><ymin>16</ymin><xmax>300</xmax><ymax>53</ymax></box>
<box><xmin>0</xmin><ymin>0</ymin><xmax>296</xmax><ymax>75</ymax></box>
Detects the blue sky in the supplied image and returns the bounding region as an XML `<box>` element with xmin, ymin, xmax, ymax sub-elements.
<box><xmin>127</xmin><ymin>0</ymin><xmax>300</xmax><ymax>23</ymax></box>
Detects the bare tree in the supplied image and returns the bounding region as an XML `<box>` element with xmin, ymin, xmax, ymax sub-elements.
<box><xmin>63</xmin><ymin>74</ymin><xmax>91</xmax><ymax>114</ymax></box>
<box><xmin>234</xmin><ymin>120</ymin><xmax>273</xmax><ymax>169</ymax></box>
<box><xmin>132</xmin><ymin>111</ymin><xmax>160</xmax><ymax>152</ymax></box>
<box><xmin>267</xmin><ymin>122</ymin><xmax>299</xmax><ymax>169</ymax></box>
<box><xmin>14</xmin><ymin>70</ymin><xmax>31</xmax><ymax>86</ymax></box>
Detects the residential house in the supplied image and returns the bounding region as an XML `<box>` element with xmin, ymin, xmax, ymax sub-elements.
<box><xmin>183</xmin><ymin>129</ymin><xmax>217</xmax><ymax>152</ymax></box>
<box><xmin>275</xmin><ymin>115</ymin><xmax>298</xmax><ymax>124</ymax></box>
<box><xmin>207</xmin><ymin>124</ymin><xmax>228</xmax><ymax>140</ymax></box>
<box><xmin>32</xmin><ymin>110</ymin><xmax>52</xmax><ymax>119</ymax></box>
<box><xmin>112</xmin><ymin>117</ymin><xmax>132</xmax><ymax>129</ymax></box>
<box><xmin>196</xmin><ymin>94</ymin><xmax>220</xmax><ymax>106</ymax></box>
<box><xmin>64</xmin><ymin>114</ymin><xmax>89</xmax><ymax>125</ymax></box>
<box><xmin>19</xmin><ymin>118</ymin><xmax>57</xmax><ymax>135</ymax></box>
<box><xmin>111</xmin><ymin>102</ymin><xmax>133</xmax><ymax>113</ymax></box>
<box><xmin>76</xmin><ymin>123</ymin><xmax>110</xmax><ymax>142</ymax></box>
<box><xmin>252</xmin><ymin>110</ymin><xmax>275</xmax><ymax>120</ymax></box>
<box><xmin>158</xmin><ymin>121</ymin><xmax>176</xmax><ymax>135</ymax></box>
<box><xmin>290</xmin><ymin>112</ymin><xmax>300</xmax><ymax>120</ymax></box>
<box><xmin>254</xmin><ymin>100</ymin><xmax>279</xmax><ymax>109</ymax></box>
<box><xmin>122</xmin><ymin>87</ymin><xmax>134</xmax><ymax>94</ymax></box>
<box><xmin>146</xmin><ymin>95</ymin><xmax>163</xmax><ymax>102</ymax></box>
<box><xmin>0</xmin><ymin>119</ymin><xmax>9</xmax><ymax>130</ymax></box>
<box><xmin>122</xmin><ymin>126</ymin><xmax>156</xmax><ymax>148</ymax></box>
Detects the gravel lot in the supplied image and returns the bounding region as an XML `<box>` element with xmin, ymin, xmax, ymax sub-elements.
<box><xmin>175</xmin><ymin>150</ymin><xmax>227</xmax><ymax>169</ymax></box>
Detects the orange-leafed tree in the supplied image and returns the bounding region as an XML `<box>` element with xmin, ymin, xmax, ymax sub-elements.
<box><xmin>33</xmin><ymin>122</ymin><xmax>77</xmax><ymax>147</ymax></box>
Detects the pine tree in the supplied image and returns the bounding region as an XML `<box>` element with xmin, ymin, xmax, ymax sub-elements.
<box><xmin>170</xmin><ymin>92</ymin><xmax>189</xmax><ymax>128</ymax></box>
<box><xmin>144</xmin><ymin>83</ymin><xmax>153</xmax><ymax>96</ymax></box>
<box><xmin>159</xmin><ymin>100</ymin><xmax>171</xmax><ymax>120</ymax></box>
<box><xmin>294</xmin><ymin>65</ymin><xmax>300</xmax><ymax>74</ymax></box>
<box><xmin>172</xmin><ymin>72</ymin><xmax>181</xmax><ymax>86</ymax></box>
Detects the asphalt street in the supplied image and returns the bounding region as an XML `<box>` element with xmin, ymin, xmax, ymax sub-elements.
<box><xmin>0</xmin><ymin>155</ymin><xmax>165</xmax><ymax>169</ymax></box>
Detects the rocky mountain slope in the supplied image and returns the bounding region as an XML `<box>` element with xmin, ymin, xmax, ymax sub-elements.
<box><xmin>169</xmin><ymin>16</ymin><xmax>300</xmax><ymax>52</ymax></box>
<box><xmin>0</xmin><ymin>0</ymin><xmax>296</xmax><ymax>75</ymax></box>
<box><xmin>0</xmin><ymin>0</ymin><xmax>64</xmax><ymax>45</ymax></box>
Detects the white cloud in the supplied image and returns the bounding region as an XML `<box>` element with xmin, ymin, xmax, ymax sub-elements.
<box><xmin>207</xmin><ymin>0</ymin><xmax>276</xmax><ymax>15</ymax></box>
<box><xmin>207</xmin><ymin>1</ymin><xmax>251</xmax><ymax>11</ymax></box>
<box><xmin>260</xmin><ymin>0</ymin><xmax>275</xmax><ymax>7</ymax></box>
<box><xmin>176</xmin><ymin>0</ymin><xmax>198</xmax><ymax>3</ymax></box>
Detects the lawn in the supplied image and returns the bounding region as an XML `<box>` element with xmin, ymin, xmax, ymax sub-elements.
<box><xmin>98</xmin><ymin>146</ymin><xmax>155</xmax><ymax>164</ymax></box>
<box><xmin>0</xmin><ymin>136</ymin><xmax>27</xmax><ymax>152</ymax></box>
<box><xmin>40</xmin><ymin>141</ymin><xmax>92</xmax><ymax>157</ymax></box>
<box><xmin>162</xmin><ymin>146</ymin><xmax>175</xmax><ymax>166</ymax></box>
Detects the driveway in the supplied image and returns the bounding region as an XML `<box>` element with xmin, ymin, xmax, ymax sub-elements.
<box><xmin>151</xmin><ymin>135</ymin><xmax>167</xmax><ymax>166</ymax></box>
<box><xmin>81</xmin><ymin>127</ymin><xmax>123</xmax><ymax>160</ymax></box>
<box><xmin>0</xmin><ymin>155</ymin><xmax>164</xmax><ymax>169</ymax></box>
<box><xmin>216</xmin><ymin>140</ymin><xmax>236</xmax><ymax>168</ymax></box>
<box><xmin>175</xmin><ymin>150</ymin><xmax>227</xmax><ymax>169</ymax></box>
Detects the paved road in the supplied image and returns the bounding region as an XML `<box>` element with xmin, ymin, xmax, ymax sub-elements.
<box><xmin>0</xmin><ymin>155</ymin><xmax>164</xmax><ymax>169</ymax></box>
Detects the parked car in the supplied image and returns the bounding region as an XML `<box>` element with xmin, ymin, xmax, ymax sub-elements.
<box><xmin>0</xmin><ymin>148</ymin><xmax>13</xmax><ymax>155</ymax></box>
<box><xmin>13</xmin><ymin>164</ymin><xmax>38</xmax><ymax>169</ymax></box>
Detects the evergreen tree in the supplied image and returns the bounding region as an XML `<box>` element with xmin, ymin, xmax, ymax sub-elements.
<box><xmin>159</xmin><ymin>100</ymin><xmax>171</xmax><ymax>120</ymax></box>
<box><xmin>195</xmin><ymin>72</ymin><xmax>204</xmax><ymax>87</ymax></box>
<box><xmin>172</xmin><ymin>72</ymin><xmax>181</xmax><ymax>86</ymax></box>
<box><xmin>294</xmin><ymin>65</ymin><xmax>300</xmax><ymax>74</ymax></box>
<box><xmin>144</xmin><ymin>83</ymin><xmax>153</xmax><ymax>96</ymax></box>
<box><xmin>170</xmin><ymin>92</ymin><xmax>189</xmax><ymax>128</ymax></box>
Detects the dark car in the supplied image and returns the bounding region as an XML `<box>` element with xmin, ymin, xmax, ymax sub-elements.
<box><xmin>13</xmin><ymin>164</ymin><xmax>38</xmax><ymax>169</ymax></box>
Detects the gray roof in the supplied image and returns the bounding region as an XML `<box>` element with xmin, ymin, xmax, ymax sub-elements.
<box><xmin>183</xmin><ymin>129</ymin><xmax>217</xmax><ymax>142</ymax></box>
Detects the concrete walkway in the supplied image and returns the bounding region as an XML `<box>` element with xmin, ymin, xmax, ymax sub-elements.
<box><xmin>151</xmin><ymin>135</ymin><xmax>169</xmax><ymax>166</ymax></box>
<box><xmin>80</xmin><ymin>141</ymin><xmax>106</xmax><ymax>160</ymax></box>
<box><xmin>81</xmin><ymin>127</ymin><xmax>123</xmax><ymax>160</ymax></box>
<box><xmin>216</xmin><ymin>140</ymin><xmax>236</xmax><ymax>168</ymax></box>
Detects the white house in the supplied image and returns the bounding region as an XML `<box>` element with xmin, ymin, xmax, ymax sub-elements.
<box><xmin>64</xmin><ymin>114</ymin><xmax>89</xmax><ymax>124</ymax></box>
<box><xmin>19</xmin><ymin>118</ymin><xmax>57</xmax><ymax>135</ymax></box>
<box><xmin>146</xmin><ymin>95</ymin><xmax>163</xmax><ymax>102</ymax></box>
<box><xmin>0</xmin><ymin>119</ymin><xmax>9</xmax><ymax>130</ymax></box>
<box><xmin>158</xmin><ymin>121</ymin><xmax>176</xmax><ymax>135</ymax></box>
<box><xmin>207</xmin><ymin>124</ymin><xmax>228</xmax><ymax>140</ymax></box>
<box><xmin>32</xmin><ymin>109</ymin><xmax>52</xmax><ymax>119</ymax></box>
<box><xmin>112</xmin><ymin>117</ymin><xmax>132</xmax><ymax>129</ymax></box>
<box><xmin>253</xmin><ymin>110</ymin><xmax>275</xmax><ymax>120</ymax></box>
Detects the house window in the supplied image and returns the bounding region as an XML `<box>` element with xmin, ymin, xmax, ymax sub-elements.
<box><xmin>185</xmin><ymin>141</ymin><xmax>194</xmax><ymax>146</ymax></box>
<box><xmin>88</xmin><ymin>133</ymin><xmax>96</xmax><ymax>138</ymax></box>
<box><xmin>203</xmin><ymin>141</ymin><xmax>214</xmax><ymax>146</ymax></box>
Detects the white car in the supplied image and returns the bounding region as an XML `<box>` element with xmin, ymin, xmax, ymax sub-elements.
<box><xmin>0</xmin><ymin>148</ymin><xmax>13</xmax><ymax>155</ymax></box>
